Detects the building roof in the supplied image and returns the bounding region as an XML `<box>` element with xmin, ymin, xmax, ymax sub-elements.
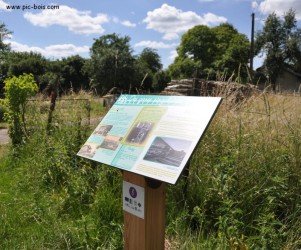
<box><xmin>284</xmin><ymin>67</ymin><xmax>301</xmax><ymax>78</ymax></box>
<box><xmin>256</xmin><ymin>65</ymin><xmax>301</xmax><ymax>79</ymax></box>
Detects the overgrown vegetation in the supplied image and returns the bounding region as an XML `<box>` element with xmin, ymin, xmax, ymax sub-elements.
<box><xmin>1</xmin><ymin>73</ymin><xmax>38</xmax><ymax>145</ymax></box>
<box><xmin>167</xmin><ymin>93</ymin><xmax>301</xmax><ymax>249</ymax></box>
<box><xmin>0</xmin><ymin>92</ymin><xmax>300</xmax><ymax>249</ymax></box>
<box><xmin>0</xmin><ymin>8</ymin><xmax>300</xmax><ymax>249</ymax></box>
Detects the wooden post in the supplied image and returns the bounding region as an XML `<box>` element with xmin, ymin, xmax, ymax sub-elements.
<box><xmin>123</xmin><ymin>171</ymin><xmax>166</xmax><ymax>250</ymax></box>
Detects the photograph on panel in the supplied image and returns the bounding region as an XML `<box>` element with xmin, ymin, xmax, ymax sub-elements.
<box><xmin>78</xmin><ymin>142</ymin><xmax>99</xmax><ymax>158</ymax></box>
<box><xmin>143</xmin><ymin>137</ymin><xmax>192</xmax><ymax>167</ymax></box>
<box><xmin>98</xmin><ymin>135</ymin><xmax>123</xmax><ymax>151</ymax></box>
<box><xmin>93</xmin><ymin>124</ymin><xmax>113</xmax><ymax>137</ymax></box>
<box><xmin>125</xmin><ymin>121</ymin><xmax>154</xmax><ymax>145</ymax></box>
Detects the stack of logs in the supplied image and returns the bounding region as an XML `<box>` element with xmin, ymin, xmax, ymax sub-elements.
<box><xmin>161</xmin><ymin>78</ymin><xmax>258</xmax><ymax>102</ymax></box>
<box><xmin>161</xmin><ymin>79</ymin><xmax>199</xmax><ymax>96</ymax></box>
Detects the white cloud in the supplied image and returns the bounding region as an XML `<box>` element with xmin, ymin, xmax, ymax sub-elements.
<box><xmin>143</xmin><ymin>4</ymin><xmax>227</xmax><ymax>40</ymax></box>
<box><xmin>134</xmin><ymin>40</ymin><xmax>177</xmax><ymax>49</ymax></box>
<box><xmin>169</xmin><ymin>50</ymin><xmax>178</xmax><ymax>61</ymax></box>
<box><xmin>7</xmin><ymin>40</ymin><xmax>89</xmax><ymax>58</ymax></box>
<box><xmin>121</xmin><ymin>20</ymin><xmax>136</xmax><ymax>28</ymax></box>
<box><xmin>202</xmin><ymin>13</ymin><xmax>228</xmax><ymax>24</ymax></box>
<box><xmin>112</xmin><ymin>17</ymin><xmax>136</xmax><ymax>27</ymax></box>
<box><xmin>0</xmin><ymin>0</ymin><xmax>10</xmax><ymax>11</ymax></box>
<box><xmin>198</xmin><ymin>0</ymin><xmax>215</xmax><ymax>2</ymax></box>
<box><xmin>163</xmin><ymin>33</ymin><xmax>179</xmax><ymax>40</ymax></box>
<box><xmin>257</xmin><ymin>0</ymin><xmax>301</xmax><ymax>20</ymax></box>
<box><xmin>23</xmin><ymin>5</ymin><xmax>109</xmax><ymax>35</ymax></box>
<box><xmin>251</xmin><ymin>1</ymin><xmax>258</xmax><ymax>10</ymax></box>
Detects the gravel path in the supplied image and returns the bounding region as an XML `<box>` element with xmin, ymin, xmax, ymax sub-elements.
<box><xmin>0</xmin><ymin>129</ymin><xmax>9</xmax><ymax>145</ymax></box>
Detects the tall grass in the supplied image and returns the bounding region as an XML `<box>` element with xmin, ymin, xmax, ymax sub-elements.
<box><xmin>0</xmin><ymin>92</ymin><xmax>300</xmax><ymax>249</ymax></box>
<box><xmin>167</xmin><ymin>92</ymin><xmax>301</xmax><ymax>249</ymax></box>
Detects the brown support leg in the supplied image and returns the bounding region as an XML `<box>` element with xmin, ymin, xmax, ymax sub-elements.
<box><xmin>123</xmin><ymin>171</ymin><xmax>166</xmax><ymax>250</ymax></box>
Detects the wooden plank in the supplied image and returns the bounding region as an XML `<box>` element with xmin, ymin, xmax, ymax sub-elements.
<box><xmin>123</xmin><ymin>171</ymin><xmax>166</xmax><ymax>250</ymax></box>
<box><xmin>123</xmin><ymin>172</ymin><xmax>146</xmax><ymax>249</ymax></box>
<box><xmin>145</xmin><ymin>181</ymin><xmax>166</xmax><ymax>250</ymax></box>
<box><xmin>124</xmin><ymin>211</ymin><xmax>146</xmax><ymax>249</ymax></box>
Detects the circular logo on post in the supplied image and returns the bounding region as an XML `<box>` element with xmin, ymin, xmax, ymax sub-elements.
<box><xmin>129</xmin><ymin>187</ymin><xmax>137</xmax><ymax>198</ymax></box>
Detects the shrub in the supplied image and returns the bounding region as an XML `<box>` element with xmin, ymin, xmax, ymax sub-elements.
<box><xmin>2</xmin><ymin>73</ymin><xmax>38</xmax><ymax>145</ymax></box>
<box><xmin>0</xmin><ymin>103</ymin><xmax>5</xmax><ymax>122</ymax></box>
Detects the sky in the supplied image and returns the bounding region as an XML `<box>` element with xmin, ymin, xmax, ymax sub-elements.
<box><xmin>1</xmin><ymin>0</ymin><xmax>300</xmax><ymax>69</ymax></box>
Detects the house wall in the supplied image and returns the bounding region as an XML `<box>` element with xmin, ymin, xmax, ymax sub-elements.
<box><xmin>276</xmin><ymin>71</ymin><xmax>301</xmax><ymax>92</ymax></box>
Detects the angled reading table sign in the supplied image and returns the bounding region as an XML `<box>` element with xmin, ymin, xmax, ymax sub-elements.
<box><xmin>78</xmin><ymin>95</ymin><xmax>221</xmax><ymax>184</ymax></box>
<box><xmin>77</xmin><ymin>94</ymin><xmax>222</xmax><ymax>249</ymax></box>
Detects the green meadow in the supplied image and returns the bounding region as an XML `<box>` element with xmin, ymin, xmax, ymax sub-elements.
<box><xmin>0</xmin><ymin>92</ymin><xmax>300</xmax><ymax>249</ymax></box>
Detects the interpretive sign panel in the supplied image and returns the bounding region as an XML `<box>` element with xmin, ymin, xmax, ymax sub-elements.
<box><xmin>78</xmin><ymin>95</ymin><xmax>221</xmax><ymax>184</ymax></box>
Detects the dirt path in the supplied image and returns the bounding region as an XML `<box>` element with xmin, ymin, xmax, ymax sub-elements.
<box><xmin>0</xmin><ymin>129</ymin><xmax>9</xmax><ymax>145</ymax></box>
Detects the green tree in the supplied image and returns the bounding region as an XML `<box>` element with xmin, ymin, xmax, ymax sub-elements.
<box><xmin>1</xmin><ymin>51</ymin><xmax>47</xmax><ymax>85</ymax></box>
<box><xmin>212</xmin><ymin>23</ymin><xmax>250</xmax><ymax>77</ymax></box>
<box><xmin>2</xmin><ymin>73</ymin><xmax>38</xmax><ymax>145</ymax></box>
<box><xmin>132</xmin><ymin>59</ymin><xmax>152</xmax><ymax>92</ymax></box>
<box><xmin>134</xmin><ymin>48</ymin><xmax>163</xmax><ymax>91</ymax></box>
<box><xmin>0</xmin><ymin>23</ymin><xmax>12</xmax><ymax>96</ymax></box>
<box><xmin>61</xmin><ymin>55</ymin><xmax>89</xmax><ymax>91</ymax></box>
<box><xmin>39</xmin><ymin>72</ymin><xmax>62</xmax><ymax>94</ymax></box>
<box><xmin>168</xmin><ymin>57</ymin><xmax>202</xmax><ymax>79</ymax></box>
<box><xmin>0</xmin><ymin>22</ymin><xmax>12</xmax><ymax>52</ymax></box>
<box><xmin>85</xmin><ymin>33</ymin><xmax>135</xmax><ymax>94</ymax></box>
<box><xmin>169</xmin><ymin>23</ymin><xmax>250</xmax><ymax>80</ymax></box>
<box><xmin>153</xmin><ymin>70</ymin><xmax>171</xmax><ymax>92</ymax></box>
<box><xmin>178</xmin><ymin>25</ymin><xmax>216</xmax><ymax>69</ymax></box>
<box><xmin>137</xmin><ymin>48</ymin><xmax>162</xmax><ymax>74</ymax></box>
<box><xmin>46</xmin><ymin>56</ymin><xmax>89</xmax><ymax>92</ymax></box>
<box><xmin>255</xmin><ymin>9</ymin><xmax>301</xmax><ymax>90</ymax></box>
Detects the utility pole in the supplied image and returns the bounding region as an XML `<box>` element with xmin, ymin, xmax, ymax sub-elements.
<box><xmin>250</xmin><ymin>13</ymin><xmax>255</xmax><ymax>80</ymax></box>
<box><xmin>0</xmin><ymin>31</ymin><xmax>4</xmax><ymax>42</ymax></box>
<box><xmin>0</xmin><ymin>31</ymin><xmax>6</xmax><ymax>51</ymax></box>
<box><xmin>114</xmin><ymin>50</ymin><xmax>118</xmax><ymax>88</ymax></box>
<box><xmin>0</xmin><ymin>31</ymin><xmax>4</xmax><ymax>61</ymax></box>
